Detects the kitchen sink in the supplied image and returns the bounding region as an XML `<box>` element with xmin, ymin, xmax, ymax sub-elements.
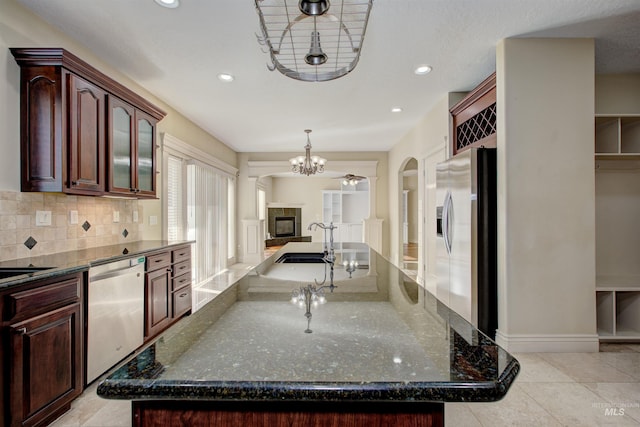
<box><xmin>0</xmin><ymin>267</ymin><xmax>53</xmax><ymax>280</ymax></box>
<box><xmin>275</xmin><ymin>252</ymin><xmax>327</xmax><ymax>263</ymax></box>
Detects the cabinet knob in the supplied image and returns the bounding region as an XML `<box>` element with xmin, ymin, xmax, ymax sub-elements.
<box><xmin>16</xmin><ymin>327</ymin><xmax>27</xmax><ymax>335</ymax></box>
<box><xmin>130</xmin><ymin>188</ymin><xmax>136</xmax><ymax>192</ymax></box>
<box><xmin>71</xmin><ymin>181</ymin><xmax>78</xmax><ymax>186</ymax></box>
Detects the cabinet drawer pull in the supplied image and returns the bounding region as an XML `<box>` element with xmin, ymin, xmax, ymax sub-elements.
<box><xmin>178</xmin><ymin>293</ymin><xmax>188</xmax><ymax>298</ymax></box>
<box><xmin>16</xmin><ymin>327</ymin><xmax>27</xmax><ymax>335</ymax></box>
<box><xmin>167</xmin><ymin>268</ymin><xmax>173</xmax><ymax>273</ymax></box>
<box><xmin>71</xmin><ymin>181</ymin><xmax>78</xmax><ymax>186</ymax></box>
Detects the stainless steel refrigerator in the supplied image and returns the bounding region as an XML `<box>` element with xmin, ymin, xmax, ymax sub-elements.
<box><xmin>436</xmin><ymin>147</ymin><xmax>497</xmax><ymax>339</ymax></box>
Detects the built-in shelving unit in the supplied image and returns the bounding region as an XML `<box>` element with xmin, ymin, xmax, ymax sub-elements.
<box><xmin>595</xmin><ymin>115</ymin><xmax>640</xmax><ymax>157</ymax></box>
<box><xmin>596</xmin><ymin>277</ymin><xmax>640</xmax><ymax>341</ymax></box>
<box><xmin>322</xmin><ymin>180</ymin><xmax>369</xmax><ymax>244</ymax></box>
<box><xmin>595</xmin><ymin>114</ymin><xmax>640</xmax><ymax>341</ymax></box>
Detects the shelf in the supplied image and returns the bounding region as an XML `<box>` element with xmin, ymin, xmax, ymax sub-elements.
<box><xmin>596</xmin><ymin>289</ymin><xmax>640</xmax><ymax>341</ymax></box>
<box><xmin>322</xmin><ymin>188</ymin><xmax>368</xmax><ymax>244</ymax></box>
<box><xmin>621</xmin><ymin>117</ymin><xmax>640</xmax><ymax>153</ymax></box>
<box><xmin>595</xmin><ymin>115</ymin><xmax>640</xmax><ymax>156</ymax></box>
<box><xmin>596</xmin><ymin>276</ymin><xmax>640</xmax><ymax>291</ymax></box>
<box><xmin>596</xmin><ymin>291</ymin><xmax>615</xmax><ymax>336</ymax></box>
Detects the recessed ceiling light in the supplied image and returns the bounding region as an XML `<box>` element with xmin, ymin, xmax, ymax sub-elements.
<box><xmin>154</xmin><ymin>0</ymin><xmax>179</xmax><ymax>8</ymax></box>
<box><xmin>391</xmin><ymin>107</ymin><xmax>403</xmax><ymax>113</ymax></box>
<box><xmin>414</xmin><ymin>64</ymin><xmax>433</xmax><ymax>75</ymax></box>
<box><xmin>217</xmin><ymin>73</ymin><xmax>235</xmax><ymax>83</ymax></box>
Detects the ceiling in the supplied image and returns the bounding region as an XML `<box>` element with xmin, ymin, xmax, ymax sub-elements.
<box><xmin>15</xmin><ymin>0</ymin><xmax>640</xmax><ymax>153</ymax></box>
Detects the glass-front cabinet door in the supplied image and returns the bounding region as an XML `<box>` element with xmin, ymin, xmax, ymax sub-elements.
<box><xmin>107</xmin><ymin>96</ymin><xmax>157</xmax><ymax>198</ymax></box>
<box><xmin>108</xmin><ymin>96</ymin><xmax>135</xmax><ymax>195</ymax></box>
<box><xmin>135</xmin><ymin>111</ymin><xmax>156</xmax><ymax>197</ymax></box>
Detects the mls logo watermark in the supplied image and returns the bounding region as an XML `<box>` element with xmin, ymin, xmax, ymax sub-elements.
<box><xmin>593</xmin><ymin>401</ymin><xmax>638</xmax><ymax>417</ymax></box>
<box><xmin>604</xmin><ymin>407</ymin><xmax>625</xmax><ymax>417</ymax></box>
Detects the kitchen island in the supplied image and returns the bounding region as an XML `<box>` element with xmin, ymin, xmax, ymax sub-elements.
<box><xmin>98</xmin><ymin>243</ymin><xmax>519</xmax><ymax>426</ymax></box>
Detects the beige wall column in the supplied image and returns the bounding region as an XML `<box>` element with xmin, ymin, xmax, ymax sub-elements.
<box><xmin>240</xmin><ymin>176</ymin><xmax>264</xmax><ymax>264</ymax></box>
<box><xmin>495</xmin><ymin>38</ymin><xmax>598</xmax><ymax>352</ymax></box>
<box><xmin>363</xmin><ymin>176</ymin><xmax>383</xmax><ymax>253</ymax></box>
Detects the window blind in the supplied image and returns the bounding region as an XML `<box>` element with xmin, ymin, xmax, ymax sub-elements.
<box><xmin>187</xmin><ymin>160</ymin><xmax>229</xmax><ymax>289</ymax></box>
<box><xmin>167</xmin><ymin>155</ymin><xmax>184</xmax><ymax>241</ymax></box>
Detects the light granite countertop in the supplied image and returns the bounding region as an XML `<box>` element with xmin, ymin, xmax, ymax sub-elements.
<box><xmin>98</xmin><ymin>243</ymin><xmax>519</xmax><ymax>403</ymax></box>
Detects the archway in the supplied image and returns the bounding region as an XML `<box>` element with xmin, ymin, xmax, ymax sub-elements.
<box><xmin>399</xmin><ymin>158</ymin><xmax>418</xmax><ymax>276</ymax></box>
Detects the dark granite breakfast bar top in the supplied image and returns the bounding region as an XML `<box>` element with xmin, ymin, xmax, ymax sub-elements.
<box><xmin>0</xmin><ymin>240</ymin><xmax>193</xmax><ymax>290</ymax></box>
<box><xmin>97</xmin><ymin>243</ymin><xmax>520</xmax><ymax>405</ymax></box>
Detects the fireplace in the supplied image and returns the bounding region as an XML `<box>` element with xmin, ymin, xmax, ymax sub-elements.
<box><xmin>275</xmin><ymin>216</ymin><xmax>296</xmax><ymax>237</ymax></box>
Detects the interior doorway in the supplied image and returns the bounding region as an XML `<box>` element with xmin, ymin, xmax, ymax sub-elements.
<box><xmin>400</xmin><ymin>158</ymin><xmax>419</xmax><ymax>275</ymax></box>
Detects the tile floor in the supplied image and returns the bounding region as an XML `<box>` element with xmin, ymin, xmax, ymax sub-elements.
<box><xmin>49</xmin><ymin>343</ymin><xmax>640</xmax><ymax>426</ymax></box>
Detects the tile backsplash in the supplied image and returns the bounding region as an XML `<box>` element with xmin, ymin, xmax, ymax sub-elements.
<box><xmin>0</xmin><ymin>191</ymin><xmax>144</xmax><ymax>261</ymax></box>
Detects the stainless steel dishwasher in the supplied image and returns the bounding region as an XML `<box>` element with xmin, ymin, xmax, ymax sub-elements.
<box><xmin>87</xmin><ymin>256</ymin><xmax>145</xmax><ymax>383</ymax></box>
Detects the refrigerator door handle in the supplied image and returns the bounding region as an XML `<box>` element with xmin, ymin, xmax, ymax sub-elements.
<box><xmin>443</xmin><ymin>191</ymin><xmax>453</xmax><ymax>254</ymax></box>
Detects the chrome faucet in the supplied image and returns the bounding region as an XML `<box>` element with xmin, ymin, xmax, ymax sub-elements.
<box><xmin>307</xmin><ymin>222</ymin><xmax>338</xmax><ymax>293</ymax></box>
<box><xmin>307</xmin><ymin>222</ymin><xmax>337</xmax><ymax>264</ymax></box>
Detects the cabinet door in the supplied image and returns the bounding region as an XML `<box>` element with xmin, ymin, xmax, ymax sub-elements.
<box><xmin>135</xmin><ymin>110</ymin><xmax>157</xmax><ymax>198</ymax></box>
<box><xmin>107</xmin><ymin>96</ymin><xmax>136</xmax><ymax>196</ymax></box>
<box><xmin>145</xmin><ymin>267</ymin><xmax>171</xmax><ymax>339</ymax></box>
<box><xmin>19</xmin><ymin>66</ymin><xmax>64</xmax><ymax>192</ymax></box>
<box><xmin>8</xmin><ymin>303</ymin><xmax>82</xmax><ymax>427</ymax></box>
<box><xmin>67</xmin><ymin>73</ymin><xmax>105</xmax><ymax>195</ymax></box>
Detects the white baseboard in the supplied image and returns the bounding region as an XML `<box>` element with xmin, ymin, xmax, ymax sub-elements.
<box><xmin>495</xmin><ymin>331</ymin><xmax>599</xmax><ymax>353</ymax></box>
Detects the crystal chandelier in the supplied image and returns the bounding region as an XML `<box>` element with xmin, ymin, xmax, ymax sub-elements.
<box><xmin>289</xmin><ymin>129</ymin><xmax>326</xmax><ymax>175</ymax></box>
<box><xmin>254</xmin><ymin>0</ymin><xmax>374</xmax><ymax>82</ymax></box>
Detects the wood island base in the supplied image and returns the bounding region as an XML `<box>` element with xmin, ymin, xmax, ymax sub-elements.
<box><xmin>132</xmin><ymin>400</ymin><xmax>445</xmax><ymax>427</ymax></box>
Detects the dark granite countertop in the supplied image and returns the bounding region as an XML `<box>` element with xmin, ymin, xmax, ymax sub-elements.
<box><xmin>0</xmin><ymin>240</ymin><xmax>193</xmax><ymax>290</ymax></box>
<box><xmin>98</xmin><ymin>244</ymin><xmax>519</xmax><ymax>404</ymax></box>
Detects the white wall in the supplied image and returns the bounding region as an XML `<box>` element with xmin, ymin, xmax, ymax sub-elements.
<box><xmin>0</xmin><ymin>0</ymin><xmax>236</xmax><ymax>243</ymax></box>
<box><xmin>495</xmin><ymin>38</ymin><xmax>598</xmax><ymax>352</ymax></box>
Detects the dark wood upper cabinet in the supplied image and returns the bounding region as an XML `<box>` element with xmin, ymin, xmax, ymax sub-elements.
<box><xmin>67</xmin><ymin>73</ymin><xmax>106</xmax><ymax>195</ymax></box>
<box><xmin>10</xmin><ymin>48</ymin><xmax>165</xmax><ymax>198</ymax></box>
<box><xmin>450</xmin><ymin>72</ymin><xmax>496</xmax><ymax>156</ymax></box>
<box><xmin>107</xmin><ymin>97</ymin><xmax>158</xmax><ymax>198</ymax></box>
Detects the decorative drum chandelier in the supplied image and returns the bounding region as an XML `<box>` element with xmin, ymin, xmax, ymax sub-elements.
<box><xmin>254</xmin><ymin>0</ymin><xmax>374</xmax><ymax>82</ymax></box>
<box><xmin>289</xmin><ymin>129</ymin><xmax>326</xmax><ymax>176</ymax></box>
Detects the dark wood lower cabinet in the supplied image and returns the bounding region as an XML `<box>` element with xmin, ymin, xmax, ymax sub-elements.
<box><xmin>9</xmin><ymin>304</ymin><xmax>82</xmax><ymax>427</ymax></box>
<box><xmin>132</xmin><ymin>400</ymin><xmax>445</xmax><ymax>427</ymax></box>
<box><xmin>145</xmin><ymin>267</ymin><xmax>172</xmax><ymax>339</ymax></box>
<box><xmin>1</xmin><ymin>273</ymin><xmax>83</xmax><ymax>427</ymax></box>
<box><xmin>144</xmin><ymin>244</ymin><xmax>192</xmax><ymax>341</ymax></box>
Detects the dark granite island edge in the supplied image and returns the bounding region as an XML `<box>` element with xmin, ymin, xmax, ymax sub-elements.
<box><xmin>98</xmin><ymin>355</ymin><xmax>519</xmax><ymax>403</ymax></box>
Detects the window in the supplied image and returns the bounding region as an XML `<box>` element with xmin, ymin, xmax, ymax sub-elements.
<box><xmin>186</xmin><ymin>160</ymin><xmax>230</xmax><ymax>284</ymax></box>
<box><xmin>163</xmin><ymin>134</ymin><xmax>237</xmax><ymax>311</ymax></box>
<box><xmin>166</xmin><ymin>155</ymin><xmax>185</xmax><ymax>241</ymax></box>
